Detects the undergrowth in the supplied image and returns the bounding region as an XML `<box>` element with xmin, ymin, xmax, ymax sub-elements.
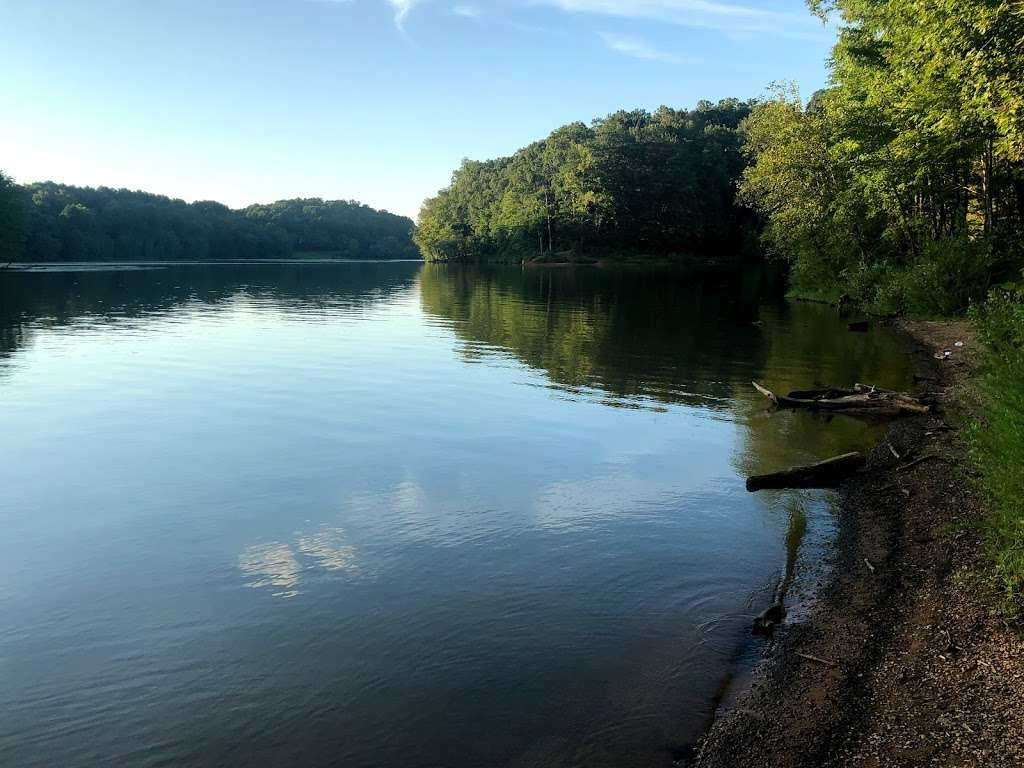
<box><xmin>968</xmin><ymin>280</ymin><xmax>1024</xmax><ymax>620</ymax></box>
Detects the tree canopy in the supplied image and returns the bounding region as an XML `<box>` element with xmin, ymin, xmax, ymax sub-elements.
<box><xmin>740</xmin><ymin>0</ymin><xmax>1024</xmax><ymax>313</ymax></box>
<box><xmin>415</xmin><ymin>100</ymin><xmax>757</xmax><ymax>263</ymax></box>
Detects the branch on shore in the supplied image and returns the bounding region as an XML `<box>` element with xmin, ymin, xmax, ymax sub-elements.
<box><xmin>896</xmin><ymin>454</ymin><xmax>945</xmax><ymax>473</ymax></box>
<box><xmin>796</xmin><ymin>652</ymin><xmax>839</xmax><ymax>668</ymax></box>
<box><xmin>752</xmin><ymin>381</ymin><xmax>930</xmax><ymax>417</ymax></box>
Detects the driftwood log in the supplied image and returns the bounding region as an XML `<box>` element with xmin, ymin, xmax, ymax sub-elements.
<box><xmin>746</xmin><ymin>452</ymin><xmax>866</xmax><ymax>491</ymax></box>
<box><xmin>752</xmin><ymin>381</ymin><xmax>930</xmax><ymax>417</ymax></box>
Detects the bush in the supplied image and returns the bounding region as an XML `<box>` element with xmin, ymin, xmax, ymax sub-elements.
<box><xmin>901</xmin><ymin>238</ymin><xmax>998</xmax><ymax>316</ymax></box>
<box><xmin>784</xmin><ymin>235</ymin><xmax>857</xmax><ymax>304</ymax></box>
<box><xmin>839</xmin><ymin>237</ymin><xmax>1002</xmax><ymax>316</ymax></box>
<box><xmin>845</xmin><ymin>259</ymin><xmax>903</xmax><ymax>315</ymax></box>
<box><xmin>970</xmin><ymin>283</ymin><xmax>1024</xmax><ymax>617</ymax></box>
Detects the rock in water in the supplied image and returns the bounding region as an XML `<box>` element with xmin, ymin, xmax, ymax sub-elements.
<box><xmin>753</xmin><ymin>603</ymin><xmax>786</xmax><ymax>635</ymax></box>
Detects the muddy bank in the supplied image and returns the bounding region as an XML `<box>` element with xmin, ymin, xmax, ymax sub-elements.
<box><xmin>693</xmin><ymin>320</ymin><xmax>1024</xmax><ymax>768</ymax></box>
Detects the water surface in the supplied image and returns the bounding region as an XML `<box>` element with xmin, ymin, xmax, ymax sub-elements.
<box><xmin>0</xmin><ymin>263</ymin><xmax>911</xmax><ymax>767</ymax></box>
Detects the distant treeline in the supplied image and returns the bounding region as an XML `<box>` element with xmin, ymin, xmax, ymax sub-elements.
<box><xmin>0</xmin><ymin>176</ymin><xmax>418</xmax><ymax>262</ymax></box>
<box><xmin>415</xmin><ymin>100</ymin><xmax>756</xmax><ymax>263</ymax></box>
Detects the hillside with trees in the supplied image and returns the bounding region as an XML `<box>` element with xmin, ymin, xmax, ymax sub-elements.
<box><xmin>415</xmin><ymin>100</ymin><xmax>756</xmax><ymax>263</ymax></box>
<box><xmin>0</xmin><ymin>181</ymin><xmax>417</xmax><ymax>263</ymax></box>
<box><xmin>243</xmin><ymin>198</ymin><xmax>418</xmax><ymax>260</ymax></box>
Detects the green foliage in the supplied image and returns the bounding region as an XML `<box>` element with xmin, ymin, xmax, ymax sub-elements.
<box><xmin>741</xmin><ymin>1</ymin><xmax>1024</xmax><ymax>315</ymax></box>
<box><xmin>0</xmin><ymin>171</ymin><xmax>27</xmax><ymax>262</ymax></box>
<box><xmin>899</xmin><ymin>239</ymin><xmax>999</xmax><ymax>315</ymax></box>
<box><xmin>6</xmin><ymin>181</ymin><xmax>416</xmax><ymax>262</ymax></box>
<box><xmin>738</xmin><ymin>87</ymin><xmax>851</xmax><ymax>261</ymax></box>
<box><xmin>416</xmin><ymin>101</ymin><xmax>756</xmax><ymax>263</ymax></box>
<box><xmin>833</xmin><ymin>238</ymin><xmax>1000</xmax><ymax>315</ymax></box>
<box><xmin>969</xmin><ymin>285</ymin><xmax>1024</xmax><ymax>616</ymax></box>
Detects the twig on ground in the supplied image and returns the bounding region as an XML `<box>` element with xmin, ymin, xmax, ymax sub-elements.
<box><xmin>796</xmin><ymin>652</ymin><xmax>839</xmax><ymax>668</ymax></box>
<box><xmin>888</xmin><ymin>443</ymin><xmax>902</xmax><ymax>460</ymax></box>
<box><xmin>897</xmin><ymin>454</ymin><xmax>944</xmax><ymax>473</ymax></box>
<box><xmin>864</xmin><ymin>558</ymin><xmax>876</xmax><ymax>573</ymax></box>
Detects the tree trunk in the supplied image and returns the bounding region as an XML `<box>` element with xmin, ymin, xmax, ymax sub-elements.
<box><xmin>544</xmin><ymin>189</ymin><xmax>554</xmax><ymax>253</ymax></box>
<box><xmin>984</xmin><ymin>138</ymin><xmax>994</xmax><ymax>236</ymax></box>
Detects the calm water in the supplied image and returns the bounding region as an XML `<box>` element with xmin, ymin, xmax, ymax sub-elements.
<box><xmin>0</xmin><ymin>263</ymin><xmax>912</xmax><ymax>768</ymax></box>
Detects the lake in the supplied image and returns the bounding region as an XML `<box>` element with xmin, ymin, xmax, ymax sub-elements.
<box><xmin>0</xmin><ymin>262</ymin><xmax>912</xmax><ymax>768</ymax></box>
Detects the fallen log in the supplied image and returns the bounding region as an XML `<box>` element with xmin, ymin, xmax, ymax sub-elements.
<box><xmin>752</xmin><ymin>381</ymin><xmax>930</xmax><ymax>417</ymax></box>
<box><xmin>746</xmin><ymin>452</ymin><xmax>866</xmax><ymax>491</ymax></box>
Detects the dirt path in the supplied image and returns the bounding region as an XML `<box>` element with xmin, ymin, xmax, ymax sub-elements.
<box><xmin>693</xmin><ymin>320</ymin><xmax>1024</xmax><ymax>768</ymax></box>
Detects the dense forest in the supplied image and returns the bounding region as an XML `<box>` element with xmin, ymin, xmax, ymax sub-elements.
<box><xmin>415</xmin><ymin>100</ymin><xmax>756</xmax><ymax>263</ymax></box>
<box><xmin>0</xmin><ymin>176</ymin><xmax>418</xmax><ymax>263</ymax></box>
<box><xmin>417</xmin><ymin>1</ymin><xmax>1024</xmax><ymax>308</ymax></box>
<box><xmin>740</xmin><ymin>0</ymin><xmax>1024</xmax><ymax>315</ymax></box>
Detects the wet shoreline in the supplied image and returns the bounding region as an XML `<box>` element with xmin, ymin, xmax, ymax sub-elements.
<box><xmin>691</xmin><ymin>320</ymin><xmax>1024</xmax><ymax>767</ymax></box>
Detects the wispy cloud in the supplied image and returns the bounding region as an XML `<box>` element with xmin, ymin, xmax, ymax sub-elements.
<box><xmin>452</xmin><ymin>4</ymin><xmax>483</xmax><ymax>18</ymax></box>
<box><xmin>317</xmin><ymin>0</ymin><xmax>824</xmax><ymax>40</ymax></box>
<box><xmin>388</xmin><ymin>0</ymin><xmax>419</xmax><ymax>30</ymax></box>
<box><xmin>315</xmin><ymin>0</ymin><xmax>420</xmax><ymax>32</ymax></box>
<box><xmin>450</xmin><ymin>3</ymin><xmax>552</xmax><ymax>33</ymax></box>
<box><xmin>537</xmin><ymin>0</ymin><xmax>824</xmax><ymax>37</ymax></box>
<box><xmin>599</xmin><ymin>32</ymin><xmax>682</xmax><ymax>62</ymax></box>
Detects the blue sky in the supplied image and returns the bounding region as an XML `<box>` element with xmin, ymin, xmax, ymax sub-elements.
<box><xmin>0</xmin><ymin>0</ymin><xmax>834</xmax><ymax>219</ymax></box>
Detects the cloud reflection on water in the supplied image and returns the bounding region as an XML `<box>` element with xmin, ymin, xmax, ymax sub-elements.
<box><xmin>239</xmin><ymin>526</ymin><xmax>359</xmax><ymax>598</ymax></box>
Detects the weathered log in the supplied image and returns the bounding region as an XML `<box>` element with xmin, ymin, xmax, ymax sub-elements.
<box><xmin>746</xmin><ymin>452</ymin><xmax>866</xmax><ymax>491</ymax></box>
<box><xmin>752</xmin><ymin>382</ymin><xmax>930</xmax><ymax>416</ymax></box>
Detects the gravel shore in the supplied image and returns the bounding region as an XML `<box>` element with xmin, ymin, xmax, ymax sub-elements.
<box><xmin>693</xmin><ymin>319</ymin><xmax>1024</xmax><ymax>768</ymax></box>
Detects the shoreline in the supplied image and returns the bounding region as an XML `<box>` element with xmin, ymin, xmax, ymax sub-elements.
<box><xmin>693</xmin><ymin>319</ymin><xmax>1024</xmax><ymax>767</ymax></box>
